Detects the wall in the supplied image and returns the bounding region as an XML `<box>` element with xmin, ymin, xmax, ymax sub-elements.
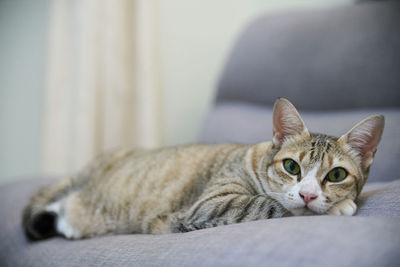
<box><xmin>0</xmin><ymin>0</ymin><xmax>49</xmax><ymax>184</ymax></box>
<box><xmin>157</xmin><ymin>0</ymin><xmax>351</xmax><ymax>146</ymax></box>
<box><xmin>0</xmin><ymin>0</ymin><xmax>350</xmax><ymax>184</ymax></box>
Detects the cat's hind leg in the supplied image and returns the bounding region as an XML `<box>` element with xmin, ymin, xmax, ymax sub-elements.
<box><xmin>23</xmin><ymin>178</ymin><xmax>72</xmax><ymax>240</ymax></box>
<box><xmin>50</xmin><ymin>192</ymin><xmax>114</xmax><ymax>239</ymax></box>
<box><xmin>24</xmin><ymin>188</ymin><xmax>97</xmax><ymax>240</ymax></box>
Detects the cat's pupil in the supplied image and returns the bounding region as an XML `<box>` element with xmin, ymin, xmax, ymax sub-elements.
<box><xmin>334</xmin><ymin>169</ymin><xmax>339</xmax><ymax>178</ymax></box>
<box><xmin>289</xmin><ymin>161</ymin><xmax>296</xmax><ymax>171</ymax></box>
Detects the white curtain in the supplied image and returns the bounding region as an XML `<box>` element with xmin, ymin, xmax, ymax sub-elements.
<box><xmin>41</xmin><ymin>0</ymin><xmax>162</xmax><ymax>175</ymax></box>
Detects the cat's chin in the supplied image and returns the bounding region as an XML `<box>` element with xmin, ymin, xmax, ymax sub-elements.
<box><xmin>290</xmin><ymin>207</ymin><xmax>318</xmax><ymax>216</ymax></box>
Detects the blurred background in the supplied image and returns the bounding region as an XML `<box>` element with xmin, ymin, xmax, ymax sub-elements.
<box><xmin>0</xmin><ymin>0</ymin><xmax>393</xmax><ymax>185</ymax></box>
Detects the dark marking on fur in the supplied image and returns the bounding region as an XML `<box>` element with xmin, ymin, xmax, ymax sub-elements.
<box><xmin>206</xmin><ymin>206</ymin><xmax>220</xmax><ymax>222</ymax></box>
<box><xmin>299</xmin><ymin>151</ymin><xmax>306</xmax><ymax>162</ymax></box>
<box><xmin>175</xmin><ymin>223</ymin><xmax>190</xmax><ymax>233</ymax></box>
<box><xmin>311</xmin><ymin>141</ymin><xmax>316</xmax><ymax>147</ymax></box>
<box><xmin>267</xmin><ymin>206</ymin><xmax>275</xmax><ymax>218</ymax></box>
<box><xmin>236</xmin><ymin>197</ymin><xmax>259</xmax><ymax>222</ymax></box>
<box><xmin>217</xmin><ymin>196</ymin><xmax>238</xmax><ymax>218</ymax></box>
<box><xmin>326</xmin><ymin>143</ymin><xmax>332</xmax><ymax>153</ymax></box>
<box><xmin>337</xmin><ymin>180</ymin><xmax>353</xmax><ymax>190</ymax></box>
<box><xmin>310</xmin><ymin>141</ymin><xmax>316</xmax><ymax>161</ymax></box>
<box><xmin>321</xmin><ymin>178</ymin><xmax>327</xmax><ymax>190</ymax></box>
<box><xmin>187</xmin><ymin>192</ymin><xmax>245</xmax><ymax>221</ymax></box>
<box><xmin>212</xmin><ymin>181</ymin><xmax>248</xmax><ymax>192</ymax></box>
<box><xmin>249</xmin><ymin>171</ymin><xmax>266</xmax><ymax>195</ymax></box>
<box><xmin>257</xmin><ymin>200</ymin><xmax>268</xmax><ymax>219</ymax></box>
<box><xmin>274</xmin><ymin>169</ymin><xmax>293</xmax><ymax>184</ymax></box>
<box><xmin>25</xmin><ymin>211</ymin><xmax>57</xmax><ymax>240</ymax></box>
<box><xmin>328</xmin><ymin>155</ymin><xmax>334</xmax><ymax>167</ymax></box>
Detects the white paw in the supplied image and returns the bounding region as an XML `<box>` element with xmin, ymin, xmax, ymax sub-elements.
<box><xmin>57</xmin><ymin>215</ymin><xmax>81</xmax><ymax>239</ymax></box>
<box><xmin>327</xmin><ymin>199</ymin><xmax>357</xmax><ymax>216</ymax></box>
<box><xmin>46</xmin><ymin>200</ymin><xmax>81</xmax><ymax>239</ymax></box>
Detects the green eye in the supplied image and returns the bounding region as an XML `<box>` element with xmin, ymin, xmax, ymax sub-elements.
<box><xmin>326</xmin><ymin>167</ymin><xmax>348</xmax><ymax>183</ymax></box>
<box><xmin>283</xmin><ymin>159</ymin><xmax>301</xmax><ymax>176</ymax></box>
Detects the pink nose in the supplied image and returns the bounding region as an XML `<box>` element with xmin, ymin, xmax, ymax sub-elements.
<box><xmin>299</xmin><ymin>192</ymin><xmax>318</xmax><ymax>204</ymax></box>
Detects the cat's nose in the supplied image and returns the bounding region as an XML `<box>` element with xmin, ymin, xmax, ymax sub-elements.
<box><xmin>299</xmin><ymin>191</ymin><xmax>318</xmax><ymax>204</ymax></box>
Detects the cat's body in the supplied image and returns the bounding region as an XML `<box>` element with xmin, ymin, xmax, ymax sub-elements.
<box><xmin>24</xmin><ymin>143</ymin><xmax>287</xmax><ymax>239</ymax></box>
<box><xmin>23</xmin><ymin>99</ymin><xmax>384</xmax><ymax>240</ymax></box>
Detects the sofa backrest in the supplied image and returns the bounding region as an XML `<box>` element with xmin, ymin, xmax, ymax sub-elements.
<box><xmin>216</xmin><ymin>0</ymin><xmax>400</xmax><ymax>110</ymax></box>
<box><xmin>202</xmin><ymin>1</ymin><xmax>400</xmax><ymax>182</ymax></box>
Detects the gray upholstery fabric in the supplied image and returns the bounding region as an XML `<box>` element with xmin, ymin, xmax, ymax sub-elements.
<box><xmin>200</xmin><ymin>102</ymin><xmax>400</xmax><ymax>182</ymax></box>
<box><xmin>357</xmin><ymin>180</ymin><xmax>400</xmax><ymax>217</ymax></box>
<box><xmin>0</xmin><ymin>177</ymin><xmax>400</xmax><ymax>267</ymax></box>
<box><xmin>216</xmin><ymin>1</ymin><xmax>400</xmax><ymax>110</ymax></box>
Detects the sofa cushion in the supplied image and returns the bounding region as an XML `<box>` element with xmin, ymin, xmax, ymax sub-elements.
<box><xmin>357</xmin><ymin>180</ymin><xmax>400</xmax><ymax>217</ymax></box>
<box><xmin>200</xmin><ymin>102</ymin><xmax>400</xmax><ymax>182</ymax></box>
<box><xmin>1</xmin><ymin>177</ymin><xmax>399</xmax><ymax>267</ymax></box>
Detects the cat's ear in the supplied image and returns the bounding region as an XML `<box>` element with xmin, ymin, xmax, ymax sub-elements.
<box><xmin>338</xmin><ymin>115</ymin><xmax>384</xmax><ymax>170</ymax></box>
<box><xmin>272</xmin><ymin>98</ymin><xmax>310</xmax><ymax>147</ymax></box>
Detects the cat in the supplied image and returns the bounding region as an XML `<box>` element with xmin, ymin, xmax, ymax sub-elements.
<box><xmin>23</xmin><ymin>98</ymin><xmax>384</xmax><ymax>240</ymax></box>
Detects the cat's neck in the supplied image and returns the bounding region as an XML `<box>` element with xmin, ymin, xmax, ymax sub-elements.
<box><xmin>242</xmin><ymin>141</ymin><xmax>278</xmax><ymax>195</ymax></box>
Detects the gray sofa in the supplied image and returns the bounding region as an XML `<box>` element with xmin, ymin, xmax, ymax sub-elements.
<box><xmin>1</xmin><ymin>1</ymin><xmax>400</xmax><ymax>266</ymax></box>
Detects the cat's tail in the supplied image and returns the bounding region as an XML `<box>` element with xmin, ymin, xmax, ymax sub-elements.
<box><xmin>23</xmin><ymin>177</ymin><xmax>72</xmax><ymax>241</ymax></box>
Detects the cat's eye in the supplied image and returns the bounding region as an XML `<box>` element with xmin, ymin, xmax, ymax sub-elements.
<box><xmin>326</xmin><ymin>167</ymin><xmax>348</xmax><ymax>183</ymax></box>
<box><xmin>283</xmin><ymin>159</ymin><xmax>301</xmax><ymax>176</ymax></box>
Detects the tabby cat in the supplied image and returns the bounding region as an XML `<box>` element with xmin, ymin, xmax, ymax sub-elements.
<box><xmin>23</xmin><ymin>98</ymin><xmax>384</xmax><ymax>240</ymax></box>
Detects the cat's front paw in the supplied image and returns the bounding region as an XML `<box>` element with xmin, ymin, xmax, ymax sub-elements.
<box><xmin>327</xmin><ymin>199</ymin><xmax>357</xmax><ymax>216</ymax></box>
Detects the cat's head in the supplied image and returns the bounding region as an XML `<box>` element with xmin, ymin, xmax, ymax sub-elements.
<box><xmin>265</xmin><ymin>98</ymin><xmax>384</xmax><ymax>215</ymax></box>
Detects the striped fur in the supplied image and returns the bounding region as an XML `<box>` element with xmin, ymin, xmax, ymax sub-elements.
<box><xmin>23</xmin><ymin>99</ymin><xmax>384</xmax><ymax>240</ymax></box>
